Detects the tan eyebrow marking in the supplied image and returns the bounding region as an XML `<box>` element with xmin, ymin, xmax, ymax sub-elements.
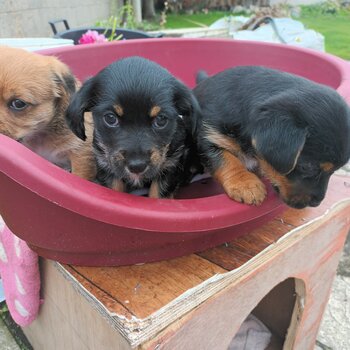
<box><xmin>320</xmin><ymin>162</ymin><xmax>334</xmax><ymax>172</ymax></box>
<box><xmin>114</xmin><ymin>104</ymin><xmax>124</xmax><ymax>116</ymax></box>
<box><xmin>150</xmin><ymin>106</ymin><xmax>161</xmax><ymax>118</ymax></box>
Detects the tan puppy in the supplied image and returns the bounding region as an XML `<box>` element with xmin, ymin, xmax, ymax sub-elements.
<box><xmin>0</xmin><ymin>46</ymin><xmax>95</xmax><ymax>180</ymax></box>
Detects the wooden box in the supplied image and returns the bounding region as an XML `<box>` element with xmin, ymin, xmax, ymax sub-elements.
<box><xmin>22</xmin><ymin>175</ymin><xmax>350</xmax><ymax>349</ymax></box>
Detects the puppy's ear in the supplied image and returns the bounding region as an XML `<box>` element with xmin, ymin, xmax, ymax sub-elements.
<box><xmin>196</xmin><ymin>70</ymin><xmax>209</xmax><ymax>84</ymax></box>
<box><xmin>52</xmin><ymin>68</ymin><xmax>78</xmax><ymax>98</ymax></box>
<box><xmin>65</xmin><ymin>77</ymin><xmax>96</xmax><ymax>141</ymax></box>
<box><xmin>252</xmin><ymin>108</ymin><xmax>307</xmax><ymax>175</ymax></box>
<box><xmin>173</xmin><ymin>81</ymin><xmax>201</xmax><ymax>136</ymax></box>
<box><xmin>49</xmin><ymin>57</ymin><xmax>79</xmax><ymax>115</ymax></box>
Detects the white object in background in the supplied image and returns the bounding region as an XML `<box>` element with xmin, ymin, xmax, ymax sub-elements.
<box><xmin>0</xmin><ymin>38</ymin><xmax>74</xmax><ymax>52</ymax></box>
<box><xmin>228</xmin><ymin>314</ymin><xmax>272</xmax><ymax>350</ymax></box>
<box><xmin>210</xmin><ymin>15</ymin><xmax>251</xmax><ymax>34</ymax></box>
<box><xmin>232</xmin><ymin>17</ymin><xmax>325</xmax><ymax>52</ymax></box>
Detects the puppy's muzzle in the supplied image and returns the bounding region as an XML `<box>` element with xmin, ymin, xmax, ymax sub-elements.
<box><xmin>126</xmin><ymin>159</ymin><xmax>149</xmax><ymax>174</ymax></box>
<box><xmin>285</xmin><ymin>193</ymin><xmax>324</xmax><ymax>209</ymax></box>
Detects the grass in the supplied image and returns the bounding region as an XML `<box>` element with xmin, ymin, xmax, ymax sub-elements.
<box><xmin>298</xmin><ymin>7</ymin><xmax>350</xmax><ymax>60</ymax></box>
<box><xmin>163</xmin><ymin>7</ymin><xmax>350</xmax><ymax>60</ymax></box>
<box><xmin>165</xmin><ymin>11</ymin><xmax>230</xmax><ymax>29</ymax></box>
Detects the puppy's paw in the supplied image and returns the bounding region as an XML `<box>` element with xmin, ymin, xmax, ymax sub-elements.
<box><xmin>225</xmin><ymin>174</ymin><xmax>266</xmax><ymax>205</ymax></box>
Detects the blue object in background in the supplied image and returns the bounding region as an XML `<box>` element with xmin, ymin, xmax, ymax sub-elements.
<box><xmin>0</xmin><ymin>279</ymin><xmax>5</xmax><ymax>302</ymax></box>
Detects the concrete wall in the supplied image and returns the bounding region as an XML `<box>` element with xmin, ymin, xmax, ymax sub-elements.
<box><xmin>0</xmin><ymin>0</ymin><xmax>113</xmax><ymax>38</ymax></box>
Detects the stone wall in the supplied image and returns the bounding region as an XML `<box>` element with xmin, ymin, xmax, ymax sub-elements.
<box><xmin>0</xmin><ymin>0</ymin><xmax>113</xmax><ymax>38</ymax></box>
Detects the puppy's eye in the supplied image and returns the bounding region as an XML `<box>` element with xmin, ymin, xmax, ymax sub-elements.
<box><xmin>9</xmin><ymin>99</ymin><xmax>28</xmax><ymax>111</ymax></box>
<box><xmin>152</xmin><ymin>115</ymin><xmax>168</xmax><ymax>129</ymax></box>
<box><xmin>297</xmin><ymin>163</ymin><xmax>320</xmax><ymax>178</ymax></box>
<box><xmin>103</xmin><ymin>113</ymin><xmax>119</xmax><ymax>127</ymax></box>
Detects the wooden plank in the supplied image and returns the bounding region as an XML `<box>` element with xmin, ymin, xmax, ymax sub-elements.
<box><xmin>198</xmin><ymin>220</ymin><xmax>291</xmax><ymax>269</ymax></box>
<box><xmin>63</xmin><ymin>265</ymin><xmax>130</xmax><ymax>318</ymax></box>
<box><xmin>283</xmin><ymin>279</ymin><xmax>306</xmax><ymax>350</ymax></box>
<box><xmin>69</xmin><ymin>254</ymin><xmax>226</xmax><ymax>319</ymax></box>
<box><xmin>143</xmin><ymin>201</ymin><xmax>350</xmax><ymax>350</ymax></box>
<box><xmin>23</xmin><ymin>260</ymin><xmax>132</xmax><ymax>350</ymax></box>
<box><xmin>199</xmin><ymin>175</ymin><xmax>350</xmax><ymax>269</ymax></box>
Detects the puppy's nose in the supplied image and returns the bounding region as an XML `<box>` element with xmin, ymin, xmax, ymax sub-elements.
<box><xmin>127</xmin><ymin>159</ymin><xmax>148</xmax><ymax>174</ymax></box>
<box><xmin>309</xmin><ymin>195</ymin><xmax>323</xmax><ymax>207</ymax></box>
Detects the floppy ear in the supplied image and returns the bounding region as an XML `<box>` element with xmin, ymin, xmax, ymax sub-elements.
<box><xmin>196</xmin><ymin>70</ymin><xmax>209</xmax><ymax>84</ymax></box>
<box><xmin>49</xmin><ymin>57</ymin><xmax>79</xmax><ymax>116</ymax></box>
<box><xmin>173</xmin><ymin>81</ymin><xmax>201</xmax><ymax>136</ymax></box>
<box><xmin>65</xmin><ymin>77</ymin><xmax>96</xmax><ymax>141</ymax></box>
<box><xmin>251</xmin><ymin>108</ymin><xmax>308</xmax><ymax>175</ymax></box>
<box><xmin>53</xmin><ymin>71</ymin><xmax>77</xmax><ymax>97</ymax></box>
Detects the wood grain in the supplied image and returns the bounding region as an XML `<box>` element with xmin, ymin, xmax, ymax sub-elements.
<box><xmin>143</xmin><ymin>201</ymin><xmax>350</xmax><ymax>350</ymax></box>
<box><xmin>70</xmin><ymin>254</ymin><xmax>226</xmax><ymax>319</ymax></box>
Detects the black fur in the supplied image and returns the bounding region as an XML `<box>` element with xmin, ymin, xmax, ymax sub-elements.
<box><xmin>194</xmin><ymin>66</ymin><xmax>350</xmax><ymax>208</ymax></box>
<box><xmin>66</xmin><ymin>56</ymin><xmax>201</xmax><ymax>198</ymax></box>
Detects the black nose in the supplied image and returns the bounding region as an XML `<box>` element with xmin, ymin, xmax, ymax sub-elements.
<box><xmin>309</xmin><ymin>197</ymin><xmax>322</xmax><ymax>207</ymax></box>
<box><xmin>127</xmin><ymin>159</ymin><xmax>148</xmax><ymax>174</ymax></box>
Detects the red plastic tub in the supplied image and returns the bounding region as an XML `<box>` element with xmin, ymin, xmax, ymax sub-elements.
<box><xmin>0</xmin><ymin>39</ymin><xmax>349</xmax><ymax>266</ymax></box>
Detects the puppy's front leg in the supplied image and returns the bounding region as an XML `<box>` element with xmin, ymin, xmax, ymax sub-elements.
<box><xmin>111</xmin><ymin>179</ymin><xmax>125</xmax><ymax>192</ymax></box>
<box><xmin>213</xmin><ymin>149</ymin><xmax>266</xmax><ymax>205</ymax></box>
<box><xmin>70</xmin><ymin>148</ymin><xmax>97</xmax><ymax>181</ymax></box>
<box><xmin>149</xmin><ymin>179</ymin><xmax>175</xmax><ymax>199</ymax></box>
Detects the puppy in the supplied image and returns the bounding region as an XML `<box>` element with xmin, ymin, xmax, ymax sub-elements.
<box><xmin>194</xmin><ymin>66</ymin><xmax>350</xmax><ymax>209</ymax></box>
<box><xmin>0</xmin><ymin>46</ymin><xmax>95</xmax><ymax>180</ymax></box>
<box><xmin>66</xmin><ymin>56</ymin><xmax>201</xmax><ymax>198</ymax></box>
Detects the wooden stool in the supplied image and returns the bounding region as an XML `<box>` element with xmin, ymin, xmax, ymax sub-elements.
<box><xmin>22</xmin><ymin>175</ymin><xmax>350</xmax><ymax>350</ymax></box>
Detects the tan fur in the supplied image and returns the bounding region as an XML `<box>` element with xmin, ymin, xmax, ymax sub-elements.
<box><xmin>113</xmin><ymin>151</ymin><xmax>125</xmax><ymax>162</ymax></box>
<box><xmin>150</xmin><ymin>106</ymin><xmax>161</xmax><ymax>118</ymax></box>
<box><xmin>204</xmin><ymin>124</ymin><xmax>242</xmax><ymax>155</ymax></box>
<box><xmin>258</xmin><ymin>159</ymin><xmax>293</xmax><ymax>202</ymax></box>
<box><xmin>150</xmin><ymin>146</ymin><xmax>168</xmax><ymax>167</ymax></box>
<box><xmin>320</xmin><ymin>162</ymin><xmax>334</xmax><ymax>172</ymax></box>
<box><xmin>114</xmin><ymin>104</ymin><xmax>124</xmax><ymax>116</ymax></box>
<box><xmin>0</xmin><ymin>46</ymin><xmax>96</xmax><ymax>180</ymax></box>
<box><xmin>149</xmin><ymin>181</ymin><xmax>160</xmax><ymax>198</ymax></box>
<box><xmin>111</xmin><ymin>179</ymin><xmax>125</xmax><ymax>192</ymax></box>
<box><xmin>214</xmin><ymin>150</ymin><xmax>266</xmax><ymax>205</ymax></box>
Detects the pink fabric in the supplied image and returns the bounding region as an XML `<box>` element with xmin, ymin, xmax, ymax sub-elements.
<box><xmin>0</xmin><ymin>218</ymin><xmax>40</xmax><ymax>326</ymax></box>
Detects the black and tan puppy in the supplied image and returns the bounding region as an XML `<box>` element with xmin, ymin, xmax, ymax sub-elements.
<box><xmin>66</xmin><ymin>56</ymin><xmax>201</xmax><ymax>198</ymax></box>
<box><xmin>0</xmin><ymin>46</ymin><xmax>95</xmax><ymax>179</ymax></box>
<box><xmin>194</xmin><ymin>66</ymin><xmax>350</xmax><ymax>209</ymax></box>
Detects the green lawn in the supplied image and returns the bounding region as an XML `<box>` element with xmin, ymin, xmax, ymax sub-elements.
<box><xmin>299</xmin><ymin>9</ymin><xmax>350</xmax><ymax>60</ymax></box>
<box><xmin>165</xmin><ymin>11</ymin><xmax>230</xmax><ymax>29</ymax></box>
<box><xmin>164</xmin><ymin>8</ymin><xmax>350</xmax><ymax>60</ymax></box>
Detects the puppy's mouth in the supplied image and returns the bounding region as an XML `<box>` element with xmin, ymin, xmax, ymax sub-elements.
<box><xmin>287</xmin><ymin>201</ymin><xmax>308</xmax><ymax>209</ymax></box>
<box><xmin>271</xmin><ymin>185</ymin><xmax>309</xmax><ymax>209</ymax></box>
<box><xmin>285</xmin><ymin>196</ymin><xmax>321</xmax><ymax>209</ymax></box>
<box><xmin>127</xmin><ymin>169</ymin><xmax>147</xmax><ymax>180</ymax></box>
<box><xmin>124</xmin><ymin>166</ymin><xmax>150</xmax><ymax>187</ymax></box>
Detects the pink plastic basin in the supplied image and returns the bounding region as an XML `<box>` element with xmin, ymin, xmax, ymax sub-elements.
<box><xmin>0</xmin><ymin>39</ymin><xmax>349</xmax><ymax>266</ymax></box>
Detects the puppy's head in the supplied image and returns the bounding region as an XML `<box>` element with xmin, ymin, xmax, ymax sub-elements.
<box><xmin>66</xmin><ymin>56</ymin><xmax>199</xmax><ymax>188</ymax></box>
<box><xmin>0</xmin><ymin>46</ymin><xmax>77</xmax><ymax>141</ymax></box>
<box><xmin>251</xmin><ymin>87</ymin><xmax>350</xmax><ymax>209</ymax></box>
